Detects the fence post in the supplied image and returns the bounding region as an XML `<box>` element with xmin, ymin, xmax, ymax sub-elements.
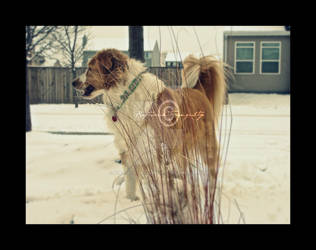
<box><xmin>72</xmin><ymin>69</ymin><xmax>78</xmax><ymax>108</ymax></box>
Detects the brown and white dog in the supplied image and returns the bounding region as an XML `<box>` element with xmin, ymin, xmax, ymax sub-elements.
<box><xmin>72</xmin><ymin>48</ymin><xmax>226</xmax><ymax>201</ymax></box>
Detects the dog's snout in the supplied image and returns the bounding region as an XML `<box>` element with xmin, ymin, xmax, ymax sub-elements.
<box><xmin>72</xmin><ymin>80</ymin><xmax>78</xmax><ymax>87</ymax></box>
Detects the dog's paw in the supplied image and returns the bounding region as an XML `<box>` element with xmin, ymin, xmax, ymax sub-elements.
<box><xmin>126</xmin><ymin>194</ymin><xmax>140</xmax><ymax>202</ymax></box>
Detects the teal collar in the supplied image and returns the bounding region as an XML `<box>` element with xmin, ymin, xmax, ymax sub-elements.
<box><xmin>113</xmin><ymin>69</ymin><xmax>148</xmax><ymax>114</ymax></box>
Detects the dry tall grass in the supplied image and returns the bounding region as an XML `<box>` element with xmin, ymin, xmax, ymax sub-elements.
<box><xmin>111</xmin><ymin>88</ymin><xmax>232</xmax><ymax>224</ymax></box>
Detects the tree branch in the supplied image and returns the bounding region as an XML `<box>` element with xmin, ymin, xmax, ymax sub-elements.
<box><xmin>64</xmin><ymin>26</ymin><xmax>73</xmax><ymax>54</ymax></box>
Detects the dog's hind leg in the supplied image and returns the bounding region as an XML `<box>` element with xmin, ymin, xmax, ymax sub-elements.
<box><xmin>200</xmin><ymin>123</ymin><xmax>219</xmax><ymax>203</ymax></box>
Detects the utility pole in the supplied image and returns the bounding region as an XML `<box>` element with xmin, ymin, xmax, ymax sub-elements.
<box><xmin>128</xmin><ymin>26</ymin><xmax>144</xmax><ymax>62</ymax></box>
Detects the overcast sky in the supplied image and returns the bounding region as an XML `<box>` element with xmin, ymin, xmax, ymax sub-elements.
<box><xmin>89</xmin><ymin>26</ymin><xmax>285</xmax><ymax>57</ymax></box>
<box><xmin>44</xmin><ymin>26</ymin><xmax>285</xmax><ymax>66</ymax></box>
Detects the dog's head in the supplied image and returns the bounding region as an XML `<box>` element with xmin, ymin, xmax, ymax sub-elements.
<box><xmin>72</xmin><ymin>49</ymin><xmax>128</xmax><ymax>99</ymax></box>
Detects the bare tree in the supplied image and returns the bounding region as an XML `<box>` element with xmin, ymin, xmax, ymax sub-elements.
<box><xmin>25</xmin><ymin>26</ymin><xmax>60</xmax><ymax>132</ymax></box>
<box><xmin>51</xmin><ymin>26</ymin><xmax>90</xmax><ymax>108</ymax></box>
<box><xmin>26</xmin><ymin>26</ymin><xmax>61</xmax><ymax>64</ymax></box>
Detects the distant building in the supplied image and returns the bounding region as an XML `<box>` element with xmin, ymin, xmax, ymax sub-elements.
<box><xmin>165</xmin><ymin>52</ymin><xmax>183</xmax><ymax>68</ymax></box>
<box><xmin>164</xmin><ymin>52</ymin><xmax>204</xmax><ymax>68</ymax></box>
<box><xmin>53</xmin><ymin>60</ymin><xmax>62</xmax><ymax>67</ymax></box>
<box><xmin>160</xmin><ymin>52</ymin><xmax>168</xmax><ymax>67</ymax></box>
<box><xmin>149</xmin><ymin>41</ymin><xmax>161</xmax><ymax>67</ymax></box>
<box><xmin>82</xmin><ymin>51</ymin><xmax>99</xmax><ymax>67</ymax></box>
<box><xmin>223</xmin><ymin>31</ymin><xmax>290</xmax><ymax>93</ymax></box>
<box><xmin>82</xmin><ymin>39</ymin><xmax>162</xmax><ymax>67</ymax></box>
<box><xmin>28</xmin><ymin>55</ymin><xmax>46</xmax><ymax>66</ymax></box>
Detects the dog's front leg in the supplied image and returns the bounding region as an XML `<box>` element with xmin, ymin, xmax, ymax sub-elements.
<box><xmin>121</xmin><ymin>152</ymin><xmax>139</xmax><ymax>201</ymax></box>
<box><xmin>124</xmin><ymin>165</ymin><xmax>138</xmax><ymax>201</ymax></box>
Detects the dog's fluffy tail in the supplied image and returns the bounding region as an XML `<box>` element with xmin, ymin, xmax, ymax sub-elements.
<box><xmin>181</xmin><ymin>55</ymin><xmax>227</xmax><ymax>123</ymax></box>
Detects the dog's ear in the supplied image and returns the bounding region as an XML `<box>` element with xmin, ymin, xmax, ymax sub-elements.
<box><xmin>96</xmin><ymin>49</ymin><xmax>128</xmax><ymax>88</ymax></box>
<box><xmin>96</xmin><ymin>51</ymin><xmax>112</xmax><ymax>74</ymax></box>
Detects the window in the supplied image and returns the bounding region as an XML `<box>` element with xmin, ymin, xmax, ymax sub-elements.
<box><xmin>146</xmin><ymin>52</ymin><xmax>152</xmax><ymax>58</ymax></box>
<box><xmin>235</xmin><ymin>42</ymin><xmax>255</xmax><ymax>74</ymax></box>
<box><xmin>260</xmin><ymin>42</ymin><xmax>281</xmax><ymax>74</ymax></box>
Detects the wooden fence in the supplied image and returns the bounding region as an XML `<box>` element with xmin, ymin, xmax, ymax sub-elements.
<box><xmin>27</xmin><ymin>67</ymin><xmax>182</xmax><ymax>104</ymax></box>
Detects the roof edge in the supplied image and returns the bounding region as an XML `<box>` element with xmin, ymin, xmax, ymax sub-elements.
<box><xmin>224</xmin><ymin>31</ymin><xmax>290</xmax><ymax>37</ymax></box>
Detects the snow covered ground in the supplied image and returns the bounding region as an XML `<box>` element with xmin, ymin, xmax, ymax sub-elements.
<box><xmin>26</xmin><ymin>93</ymin><xmax>290</xmax><ymax>224</ymax></box>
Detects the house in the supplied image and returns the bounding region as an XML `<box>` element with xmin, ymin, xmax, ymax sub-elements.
<box><xmin>159</xmin><ymin>52</ymin><xmax>168</xmax><ymax>67</ymax></box>
<box><xmin>82</xmin><ymin>38</ymin><xmax>162</xmax><ymax>67</ymax></box>
<box><xmin>223</xmin><ymin>31</ymin><xmax>290</xmax><ymax>93</ymax></box>
<box><xmin>164</xmin><ymin>52</ymin><xmax>203</xmax><ymax>68</ymax></box>
<box><xmin>165</xmin><ymin>52</ymin><xmax>183</xmax><ymax>68</ymax></box>
<box><xmin>28</xmin><ymin>55</ymin><xmax>46</xmax><ymax>66</ymax></box>
<box><xmin>53</xmin><ymin>60</ymin><xmax>62</xmax><ymax>67</ymax></box>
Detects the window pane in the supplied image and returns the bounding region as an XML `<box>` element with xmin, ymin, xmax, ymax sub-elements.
<box><xmin>237</xmin><ymin>43</ymin><xmax>254</xmax><ymax>47</ymax></box>
<box><xmin>237</xmin><ymin>48</ymin><xmax>253</xmax><ymax>60</ymax></box>
<box><xmin>262</xmin><ymin>62</ymin><xmax>279</xmax><ymax>73</ymax></box>
<box><xmin>262</xmin><ymin>48</ymin><xmax>279</xmax><ymax>60</ymax></box>
<box><xmin>236</xmin><ymin>61</ymin><xmax>253</xmax><ymax>73</ymax></box>
<box><xmin>262</xmin><ymin>43</ymin><xmax>280</xmax><ymax>47</ymax></box>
